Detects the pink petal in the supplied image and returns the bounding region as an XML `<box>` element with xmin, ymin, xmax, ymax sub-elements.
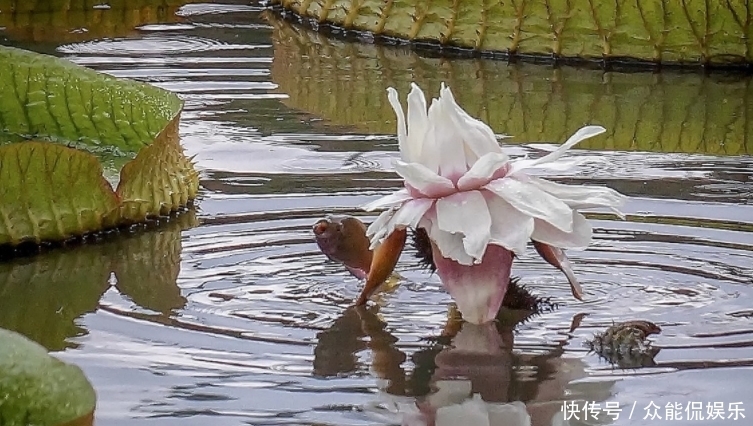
<box><xmin>456</xmin><ymin>152</ymin><xmax>510</xmax><ymax>192</ymax></box>
<box><xmin>432</xmin><ymin>242</ymin><xmax>514</xmax><ymax>325</ymax></box>
<box><xmin>394</xmin><ymin>160</ymin><xmax>456</xmax><ymax>198</ymax></box>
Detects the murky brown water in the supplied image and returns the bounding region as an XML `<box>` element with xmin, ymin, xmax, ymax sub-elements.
<box><xmin>2</xmin><ymin>1</ymin><xmax>753</xmax><ymax>425</ymax></box>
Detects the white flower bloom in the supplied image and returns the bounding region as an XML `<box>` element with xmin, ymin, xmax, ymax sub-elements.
<box><xmin>363</xmin><ymin>83</ymin><xmax>626</xmax><ymax>324</ymax></box>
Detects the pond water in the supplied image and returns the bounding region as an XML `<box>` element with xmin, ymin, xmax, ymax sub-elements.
<box><xmin>1</xmin><ymin>1</ymin><xmax>753</xmax><ymax>425</ymax></box>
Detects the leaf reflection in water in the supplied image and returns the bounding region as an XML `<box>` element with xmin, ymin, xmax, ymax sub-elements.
<box><xmin>267</xmin><ymin>13</ymin><xmax>753</xmax><ymax>158</ymax></box>
<box><xmin>0</xmin><ymin>209</ymin><xmax>197</xmax><ymax>350</ymax></box>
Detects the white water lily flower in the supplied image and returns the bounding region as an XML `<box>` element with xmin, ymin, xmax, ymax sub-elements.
<box><xmin>363</xmin><ymin>83</ymin><xmax>626</xmax><ymax>324</ymax></box>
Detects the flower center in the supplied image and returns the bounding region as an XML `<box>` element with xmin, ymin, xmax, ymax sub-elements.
<box><xmin>405</xmin><ymin>163</ymin><xmax>511</xmax><ymax>200</ymax></box>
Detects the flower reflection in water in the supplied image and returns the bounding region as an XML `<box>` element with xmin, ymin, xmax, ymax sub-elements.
<box><xmin>313</xmin><ymin>306</ymin><xmax>613</xmax><ymax>426</ymax></box>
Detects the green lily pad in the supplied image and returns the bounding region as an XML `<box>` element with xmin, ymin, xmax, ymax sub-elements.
<box><xmin>116</xmin><ymin>117</ymin><xmax>200</xmax><ymax>224</ymax></box>
<box><xmin>0</xmin><ymin>142</ymin><xmax>120</xmax><ymax>246</ymax></box>
<box><xmin>271</xmin><ymin>0</ymin><xmax>753</xmax><ymax>66</ymax></box>
<box><xmin>0</xmin><ymin>46</ymin><xmax>199</xmax><ymax>249</ymax></box>
<box><xmin>0</xmin><ymin>328</ymin><xmax>96</xmax><ymax>426</ymax></box>
<box><xmin>0</xmin><ymin>46</ymin><xmax>181</xmax><ymax>153</ymax></box>
<box><xmin>268</xmin><ymin>17</ymin><xmax>752</xmax><ymax>156</ymax></box>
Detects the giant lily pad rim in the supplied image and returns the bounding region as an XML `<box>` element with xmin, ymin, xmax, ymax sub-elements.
<box><xmin>265</xmin><ymin>7</ymin><xmax>753</xmax><ymax>73</ymax></box>
<box><xmin>0</xmin><ymin>47</ymin><xmax>200</xmax><ymax>253</ymax></box>
<box><xmin>0</xmin><ymin>206</ymin><xmax>196</xmax><ymax>261</ymax></box>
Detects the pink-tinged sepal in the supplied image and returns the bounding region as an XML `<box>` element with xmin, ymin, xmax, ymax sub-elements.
<box><xmin>431</xmin><ymin>243</ymin><xmax>514</xmax><ymax>325</ymax></box>
<box><xmin>533</xmin><ymin>240</ymin><xmax>583</xmax><ymax>300</ymax></box>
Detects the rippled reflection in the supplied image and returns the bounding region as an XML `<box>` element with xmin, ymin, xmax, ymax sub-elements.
<box><xmin>0</xmin><ymin>0</ymin><xmax>204</xmax><ymax>45</ymax></box>
<box><xmin>267</xmin><ymin>13</ymin><xmax>753</xmax><ymax>157</ymax></box>
<box><xmin>316</xmin><ymin>305</ymin><xmax>604</xmax><ymax>426</ymax></box>
<box><xmin>0</xmin><ymin>209</ymin><xmax>197</xmax><ymax>351</ymax></box>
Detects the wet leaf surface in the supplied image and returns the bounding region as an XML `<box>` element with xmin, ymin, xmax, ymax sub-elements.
<box><xmin>0</xmin><ymin>328</ymin><xmax>95</xmax><ymax>426</ymax></box>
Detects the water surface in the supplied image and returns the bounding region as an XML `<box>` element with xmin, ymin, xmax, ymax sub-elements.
<box><xmin>1</xmin><ymin>1</ymin><xmax>753</xmax><ymax>425</ymax></box>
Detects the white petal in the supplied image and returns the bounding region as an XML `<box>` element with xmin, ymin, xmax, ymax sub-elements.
<box><xmin>425</xmin><ymin>212</ymin><xmax>475</xmax><ymax>265</ymax></box>
<box><xmin>361</xmin><ymin>188</ymin><xmax>412</xmax><ymax>211</ymax></box>
<box><xmin>397</xmin><ymin>198</ymin><xmax>435</xmax><ymax>228</ymax></box>
<box><xmin>456</xmin><ymin>152</ymin><xmax>510</xmax><ymax>191</ymax></box>
<box><xmin>432</xmin><ymin>230</ymin><xmax>474</xmax><ymax>265</ymax></box>
<box><xmin>366</xmin><ymin>208</ymin><xmax>395</xmax><ymax>248</ymax></box>
<box><xmin>394</xmin><ymin>160</ymin><xmax>456</xmax><ymax>197</ymax></box>
<box><xmin>439</xmin><ymin>84</ymin><xmax>502</xmax><ymax>165</ymax></box>
<box><xmin>435</xmin><ymin>191</ymin><xmax>492</xmax><ymax>261</ymax></box>
<box><xmin>483</xmin><ymin>191</ymin><xmax>534</xmax><ymax>255</ymax></box>
<box><xmin>531</xmin><ymin>125</ymin><xmax>606</xmax><ymax>166</ymax></box>
<box><xmin>430</xmin><ymin>95</ymin><xmax>468</xmax><ymax>180</ymax></box>
<box><xmin>405</xmin><ymin>83</ymin><xmax>428</xmax><ymax>163</ymax></box>
<box><xmin>522</xmin><ymin>155</ymin><xmax>609</xmax><ymax>173</ymax></box>
<box><xmin>386</xmin><ymin>87</ymin><xmax>407</xmax><ymax>157</ymax></box>
<box><xmin>383</xmin><ymin>198</ymin><xmax>434</xmax><ymax>237</ymax></box>
<box><xmin>526</xmin><ymin>176</ymin><xmax>627</xmax><ymax>218</ymax></box>
<box><xmin>484</xmin><ymin>177</ymin><xmax>574</xmax><ymax>232</ymax></box>
<box><xmin>416</xmin><ymin>99</ymin><xmax>441</xmax><ymax>174</ymax></box>
<box><xmin>531</xmin><ymin>211</ymin><xmax>592</xmax><ymax>249</ymax></box>
<box><xmin>508</xmin><ymin>125</ymin><xmax>606</xmax><ymax>175</ymax></box>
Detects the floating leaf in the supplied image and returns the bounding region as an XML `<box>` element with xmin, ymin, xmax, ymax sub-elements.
<box><xmin>271</xmin><ymin>0</ymin><xmax>753</xmax><ymax>66</ymax></box>
<box><xmin>0</xmin><ymin>46</ymin><xmax>181</xmax><ymax>153</ymax></box>
<box><xmin>0</xmin><ymin>142</ymin><xmax>119</xmax><ymax>246</ymax></box>
<box><xmin>0</xmin><ymin>46</ymin><xmax>199</xmax><ymax>250</ymax></box>
<box><xmin>268</xmin><ymin>17</ymin><xmax>753</xmax><ymax>156</ymax></box>
<box><xmin>116</xmin><ymin>116</ymin><xmax>199</xmax><ymax>224</ymax></box>
<box><xmin>0</xmin><ymin>328</ymin><xmax>96</xmax><ymax>426</ymax></box>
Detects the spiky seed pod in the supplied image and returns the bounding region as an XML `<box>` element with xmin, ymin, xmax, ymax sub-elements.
<box><xmin>585</xmin><ymin>320</ymin><xmax>662</xmax><ymax>368</ymax></box>
<box><xmin>501</xmin><ymin>277</ymin><xmax>558</xmax><ymax>313</ymax></box>
<box><xmin>411</xmin><ymin>227</ymin><xmax>435</xmax><ymax>272</ymax></box>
